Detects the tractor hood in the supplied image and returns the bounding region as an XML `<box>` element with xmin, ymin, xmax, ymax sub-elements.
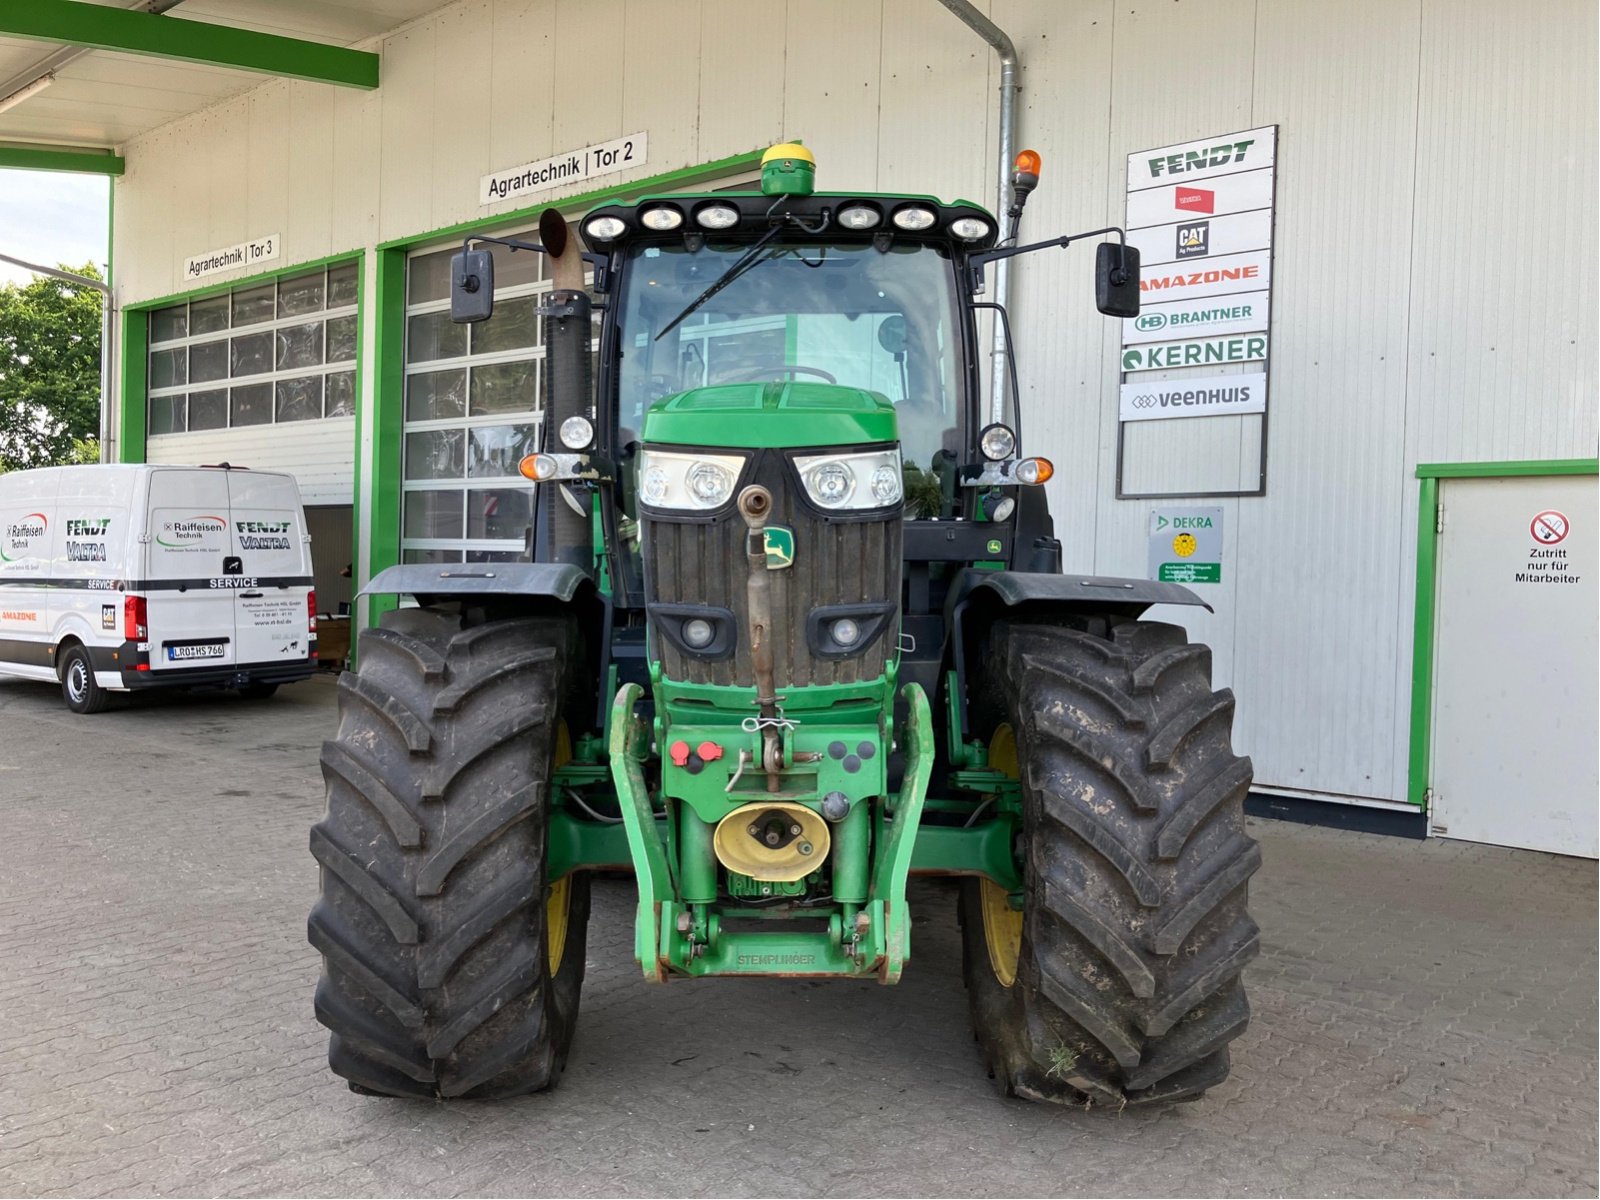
<box><xmin>641</xmin><ymin>382</ymin><xmax>898</xmax><ymax>449</ymax></box>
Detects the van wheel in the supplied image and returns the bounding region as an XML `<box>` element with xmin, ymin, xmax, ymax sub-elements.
<box><xmin>238</xmin><ymin>683</ymin><xmax>279</xmax><ymax>701</ymax></box>
<box><xmin>60</xmin><ymin>644</ymin><xmax>110</xmax><ymax>715</ymax></box>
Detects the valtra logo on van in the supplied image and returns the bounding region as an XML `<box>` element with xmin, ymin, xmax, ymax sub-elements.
<box><xmin>237</xmin><ymin>520</ymin><xmax>293</xmax><ymax>551</ymax></box>
<box><xmin>2</xmin><ymin>512</ymin><xmax>48</xmax><ymax>562</ymax></box>
<box><xmin>66</xmin><ymin>517</ymin><xmax>113</xmax><ymax>563</ymax></box>
<box><xmin>157</xmin><ymin>515</ymin><xmax>227</xmax><ymax>548</ymax></box>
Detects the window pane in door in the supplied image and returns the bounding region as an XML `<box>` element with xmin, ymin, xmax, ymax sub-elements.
<box><xmin>403</xmin><ymin>490</ymin><xmax>465</xmax><ymax>539</ymax></box>
<box><xmin>276</xmin><ymin>321</ymin><xmax>324</xmax><ymax>371</ymax></box>
<box><xmin>278</xmin><ymin>270</ymin><xmax>325</xmax><ymax>316</ymax></box>
<box><xmin>275</xmin><ymin>375</ymin><xmax>323</xmax><ymax>422</ymax></box>
<box><xmin>405</xmin><ymin>429</ymin><xmax>465</xmax><ymax>479</ymax></box>
<box><xmin>188</xmin><ymin>389</ymin><xmax>228</xmax><ymax>431</ymax></box>
<box><xmin>151</xmin><ymin>305</ymin><xmax>187</xmax><ymax>342</ymax></box>
<box><xmin>405</xmin><ymin>369</ymin><xmax>466</xmax><ymax>421</ymax></box>
<box><xmin>468</xmin><ymin>424</ymin><xmax>538</xmax><ymax>478</ymax></box>
<box><xmin>231</xmin><ymin>383</ymin><xmax>272</xmax><ymax>426</ymax></box>
<box><xmin>231</xmin><ymin>332</ymin><xmax>272</xmax><ymax>377</ymax></box>
<box><xmin>189</xmin><ymin>339</ymin><xmax>229</xmax><ymax>384</ymax></box>
<box><xmin>327</xmin><ymin>262</ymin><xmax>359</xmax><ymax>308</ymax></box>
<box><xmin>190</xmin><ymin>295</ymin><xmax>230</xmax><ymax>335</ymax></box>
<box><xmin>469</xmin><ymin>360</ymin><xmax>536</xmax><ymax>415</ymax></box>
<box><xmin>232</xmin><ymin>284</ymin><xmax>276</xmax><ymax>327</ymax></box>
<box><xmin>325</xmin><ymin>371</ymin><xmax>355</xmax><ymax>417</ymax></box>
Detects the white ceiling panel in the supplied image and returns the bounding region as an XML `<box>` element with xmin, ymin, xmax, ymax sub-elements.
<box><xmin>0</xmin><ymin>0</ymin><xmax>454</xmax><ymax>152</ymax></box>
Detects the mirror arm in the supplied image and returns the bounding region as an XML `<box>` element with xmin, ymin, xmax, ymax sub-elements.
<box><xmin>458</xmin><ymin>234</ymin><xmax>609</xmax><ymax>288</ymax></box>
<box><xmin>971</xmin><ymin>301</ymin><xmax>1024</xmax><ymax>450</ymax></box>
<box><xmin>969</xmin><ymin>224</ymin><xmax>1130</xmax><ymax>284</ymax></box>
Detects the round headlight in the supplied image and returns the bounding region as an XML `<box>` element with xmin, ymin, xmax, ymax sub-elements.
<box><xmin>892</xmin><ymin>205</ymin><xmax>938</xmax><ymax>231</ymax></box>
<box><xmin>991</xmin><ymin>496</ymin><xmax>1016</xmax><ymax>522</ymax></box>
<box><xmin>831</xmin><ymin>617</ymin><xmax>861</xmax><ymax>647</ymax></box>
<box><xmin>807</xmin><ymin>461</ymin><xmax>855</xmax><ymax>507</ymax></box>
<box><xmin>559</xmin><ymin>415</ymin><xmax>594</xmax><ymax>450</ymax></box>
<box><xmin>694</xmin><ymin>203</ymin><xmax>740</xmax><ymax>230</ymax></box>
<box><xmin>687</xmin><ymin>460</ymin><xmax>734</xmax><ymax>505</ymax></box>
<box><xmin>584</xmin><ymin>215</ymin><xmax>627</xmax><ymax>241</ymax></box>
<box><xmin>683</xmin><ymin>618</ymin><xmax>715</xmax><ymax>649</ymax></box>
<box><xmin>640</xmin><ymin>205</ymin><xmax>684</xmax><ymax>231</ymax></box>
<box><xmin>949</xmin><ymin>216</ymin><xmax>992</xmax><ymax>241</ymax></box>
<box><xmin>870</xmin><ymin>464</ymin><xmax>902</xmax><ymax>504</ymax></box>
<box><xmin>980</xmin><ymin>423</ymin><xmax>1017</xmax><ymax>461</ymax></box>
<box><xmin>836</xmin><ymin>204</ymin><xmax>881</xmax><ymax>230</ymax></box>
<box><xmin>641</xmin><ymin>464</ymin><xmax>670</xmax><ymax>505</ymax></box>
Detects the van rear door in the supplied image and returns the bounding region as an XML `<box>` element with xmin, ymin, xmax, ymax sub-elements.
<box><xmin>143</xmin><ymin>468</ymin><xmax>237</xmax><ymax>672</ymax></box>
<box><xmin>226</xmin><ymin>471</ymin><xmax>314</xmax><ymax>666</ymax></box>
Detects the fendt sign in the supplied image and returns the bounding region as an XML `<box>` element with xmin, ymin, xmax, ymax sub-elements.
<box><xmin>1120</xmin><ymin>126</ymin><xmax>1277</xmax><ymax>422</ymax></box>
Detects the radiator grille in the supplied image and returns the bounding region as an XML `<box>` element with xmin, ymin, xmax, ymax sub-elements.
<box><xmin>642</xmin><ymin>452</ymin><xmax>901</xmax><ymax>688</ymax></box>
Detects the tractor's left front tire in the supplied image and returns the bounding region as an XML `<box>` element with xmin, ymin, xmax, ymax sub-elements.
<box><xmin>308</xmin><ymin>604</ymin><xmax>591</xmax><ymax>1098</ymax></box>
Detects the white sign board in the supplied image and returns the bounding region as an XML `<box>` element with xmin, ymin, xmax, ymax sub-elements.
<box><xmin>1125</xmin><ymin>166</ymin><xmax>1275</xmax><ymax>230</ymax></box>
<box><xmin>1126</xmin><ymin>126</ymin><xmax>1277</xmax><ymax>190</ymax></box>
<box><xmin>1128</xmin><ymin>208</ymin><xmax>1274</xmax><ymax>267</ymax></box>
<box><xmin>1124</xmin><ymin>289</ymin><xmax>1269</xmax><ymax>345</ymax></box>
<box><xmin>1122</xmin><ymin>333</ymin><xmax>1267</xmax><ymax>373</ymax></box>
<box><xmin>1120</xmin><ymin>371</ymin><xmax>1268</xmax><ymax>423</ymax></box>
<box><xmin>183</xmin><ymin>234</ymin><xmax>280</xmax><ymax>283</ymax></box>
<box><xmin>1137</xmin><ymin>249</ymin><xmax>1271</xmax><ymax>305</ymax></box>
<box><xmin>481</xmin><ymin>132</ymin><xmax>648</xmax><ymax>206</ymax></box>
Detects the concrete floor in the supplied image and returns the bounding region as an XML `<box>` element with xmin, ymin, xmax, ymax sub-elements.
<box><xmin>0</xmin><ymin>673</ymin><xmax>1595</xmax><ymax>1198</ymax></box>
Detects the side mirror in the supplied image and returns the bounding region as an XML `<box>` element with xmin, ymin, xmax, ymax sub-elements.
<box><xmin>1095</xmin><ymin>242</ymin><xmax>1140</xmax><ymax>319</ymax></box>
<box><xmin>451</xmin><ymin>249</ymin><xmax>495</xmax><ymax>323</ymax></box>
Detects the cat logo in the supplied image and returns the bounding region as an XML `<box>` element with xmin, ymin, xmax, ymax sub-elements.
<box><xmin>1176</xmin><ymin>220</ymin><xmax>1210</xmax><ymax>259</ymax></box>
<box><xmin>763</xmin><ymin>525</ymin><xmax>795</xmax><ymax>570</ymax></box>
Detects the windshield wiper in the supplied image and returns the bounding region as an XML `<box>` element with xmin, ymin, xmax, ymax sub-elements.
<box><xmin>654</xmin><ymin>222</ymin><xmax>789</xmax><ymax>342</ymax></box>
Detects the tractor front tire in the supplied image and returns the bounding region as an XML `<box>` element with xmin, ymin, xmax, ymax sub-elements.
<box><xmin>960</xmin><ymin>617</ymin><xmax>1260</xmax><ymax>1107</ymax></box>
<box><xmin>308</xmin><ymin>604</ymin><xmax>590</xmax><ymax>1098</ymax></box>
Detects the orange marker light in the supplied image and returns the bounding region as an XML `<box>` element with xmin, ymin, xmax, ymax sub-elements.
<box><xmin>518</xmin><ymin>453</ymin><xmax>558</xmax><ymax>481</ymax></box>
<box><xmin>1015</xmin><ymin>456</ymin><xmax>1054</xmax><ymax>486</ymax></box>
<box><xmin>1014</xmin><ymin>149</ymin><xmax>1042</xmax><ymax>177</ymax></box>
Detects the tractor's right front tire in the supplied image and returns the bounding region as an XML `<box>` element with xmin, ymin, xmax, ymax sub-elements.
<box><xmin>308</xmin><ymin>604</ymin><xmax>590</xmax><ymax>1098</ymax></box>
<box><xmin>960</xmin><ymin>616</ymin><xmax>1260</xmax><ymax>1107</ymax></box>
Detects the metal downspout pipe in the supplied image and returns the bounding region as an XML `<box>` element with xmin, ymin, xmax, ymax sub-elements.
<box><xmin>933</xmin><ymin>0</ymin><xmax>1019</xmax><ymax>424</ymax></box>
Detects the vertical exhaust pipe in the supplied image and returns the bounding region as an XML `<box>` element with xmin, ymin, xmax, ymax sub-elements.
<box><xmin>536</xmin><ymin>207</ymin><xmax>595</xmax><ymax>570</ymax></box>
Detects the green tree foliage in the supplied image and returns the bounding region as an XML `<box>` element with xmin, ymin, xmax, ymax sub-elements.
<box><xmin>0</xmin><ymin>264</ymin><xmax>104</xmax><ymax>471</ymax></box>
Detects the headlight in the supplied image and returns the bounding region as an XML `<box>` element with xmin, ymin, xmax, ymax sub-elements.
<box><xmin>892</xmin><ymin>205</ymin><xmax>937</xmax><ymax>231</ymax></box>
<box><xmin>695</xmin><ymin>203</ymin><xmax>740</xmax><ymax>230</ymax></box>
<box><xmin>640</xmin><ymin>205</ymin><xmax>684</xmax><ymax>231</ymax></box>
<box><xmin>584</xmin><ymin>215</ymin><xmax>627</xmax><ymax>241</ymax></box>
<box><xmin>836</xmin><ymin>204</ymin><xmax>881</xmax><ymax>230</ymax></box>
<box><xmin>1014</xmin><ymin>456</ymin><xmax>1054</xmax><ymax>485</ymax></box>
<box><xmin>559</xmin><ymin>415</ymin><xmax>594</xmax><ymax>449</ymax></box>
<box><xmin>637</xmin><ymin>449</ymin><xmax>746</xmax><ymax>511</ymax></box>
<box><xmin>794</xmin><ymin>448</ymin><xmax>903</xmax><ymax>511</ymax></box>
<box><xmin>949</xmin><ymin>216</ymin><xmax>992</xmax><ymax>241</ymax></box>
<box><xmin>979</xmin><ymin>423</ymin><xmax>1016</xmax><ymax>461</ymax></box>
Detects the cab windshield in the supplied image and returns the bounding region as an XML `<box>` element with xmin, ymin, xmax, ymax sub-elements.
<box><xmin>614</xmin><ymin>239</ymin><xmax>967</xmax><ymax>476</ymax></box>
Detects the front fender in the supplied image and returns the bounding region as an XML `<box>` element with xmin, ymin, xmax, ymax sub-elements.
<box><xmin>361</xmin><ymin>562</ymin><xmax>597</xmax><ymax>606</ymax></box>
<box><xmin>948</xmin><ymin>568</ymin><xmax>1213</xmax><ymax>621</ymax></box>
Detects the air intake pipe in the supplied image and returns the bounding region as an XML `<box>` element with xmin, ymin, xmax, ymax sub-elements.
<box><xmin>536</xmin><ymin>207</ymin><xmax>597</xmax><ymax>571</ymax></box>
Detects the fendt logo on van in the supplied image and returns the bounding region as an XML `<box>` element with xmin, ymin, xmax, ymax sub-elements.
<box><xmin>157</xmin><ymin>515</ymin><xmax>227</xmax><ymax>547</ymax></box>
<box><xmin>1</xmin><ymin>512</ymin><xmax>47</xmax><ymax>562</ymax></box>
<box><xmin>66</xmin><ymin>517</ymin><xmax>112</xmax><ymax>563</ymax></box>
<box><xmin>237</xmin><ymin>520</ymin><xmax>293</xmax><ymax>551</ymax></box>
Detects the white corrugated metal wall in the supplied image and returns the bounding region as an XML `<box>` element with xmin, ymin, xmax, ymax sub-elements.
<box><xmin>109</xmin><ymin>0</ymin><xmax>1598</xmax><ymax>807</ymax></box>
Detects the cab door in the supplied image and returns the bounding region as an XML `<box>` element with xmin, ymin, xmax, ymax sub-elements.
<box><xmin>226</xmin><ymin>471</ymin><xmax>313</xmax><ymax>665</ymax></box>
<box><xmin>143</xmin><ymin>468</ymin><xmax>238</xmax><ymax>672</ymax></box>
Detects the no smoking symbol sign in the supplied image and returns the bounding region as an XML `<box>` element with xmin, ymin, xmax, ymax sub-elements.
<box><xmin>1530</xmin><ymin>510</ymin><xmax>1569</xmax><ymax>545</ymax></box>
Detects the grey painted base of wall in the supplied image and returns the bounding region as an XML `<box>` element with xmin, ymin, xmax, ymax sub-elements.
<box><xmin>1246</xmin><ymin>791</ymin><xmax>1427</xmax><ymax>840</ymax></box>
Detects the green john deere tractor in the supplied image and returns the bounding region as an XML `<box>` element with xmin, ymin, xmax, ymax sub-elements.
<box><xmin>309</xmin><ymin>142</ymin><xmax>1260</xmax><ymax>1106</ymax></box>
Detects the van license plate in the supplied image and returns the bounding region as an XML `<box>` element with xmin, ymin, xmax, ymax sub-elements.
<box><xmin>167</xmin><ymin>642</ymin><xmax>226</xmax><ymax>661</ymax></box>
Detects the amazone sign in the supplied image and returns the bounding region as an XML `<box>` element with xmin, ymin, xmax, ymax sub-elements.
<box><xmin>1122</xmin><ymin>335</ymin><xmax>1267</xmax><ymax>373</ymax></box>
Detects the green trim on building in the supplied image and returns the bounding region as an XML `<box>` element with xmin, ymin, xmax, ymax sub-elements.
<box><xmin>374</xmin><ymin>148</ymin><xmax>766</xmax><ymax>251</ymax></box>
<box><xmin>365</xmin><ymin>247</ymin><xmax>407</xmax><ymax>630</ymax></box>
<box><xmin>116</xmin><ymin>249</ymin><xmax>366</xmax><ymax>466</ymax></box>
<box><xmin>2</xmin><ymin>0</ymin><xmax>379</xmax><ymax>88</ymax></box>
<box><xmin>1416</xmin><ymin>458</ymin><xmax>1598</xmax><ymax>479</ymax></box>
<box><xmin>0</xmin><ymin>141</ymin><xmax>123</xmax><ymax>176</ymax></box>
<box><xmin>1406</xmin><ymin>457</ymin><xmax>1598</xmax><ymax>809</ymax></box>
<box><xmin>117</xmin><ymin>308</ymin><xmax>148</xmax><ymax>464</ymax></box>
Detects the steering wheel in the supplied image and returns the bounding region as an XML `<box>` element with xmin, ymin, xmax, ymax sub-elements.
<box><xmin>725</xmin><ymin>365</ymin><xmax>838</xmax><ymax>385</ymax></box>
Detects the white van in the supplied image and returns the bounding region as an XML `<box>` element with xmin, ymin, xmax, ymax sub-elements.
<box><xmin>0</xmin><ymin>464</ymin><xmax>317</xmax><ymax>713</ymax></box>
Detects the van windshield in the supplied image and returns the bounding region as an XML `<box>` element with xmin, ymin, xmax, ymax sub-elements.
<box><xmin>614</xmin><ymin>239</ymin><xmax>967</xmax><ymax>474</ymax></box>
